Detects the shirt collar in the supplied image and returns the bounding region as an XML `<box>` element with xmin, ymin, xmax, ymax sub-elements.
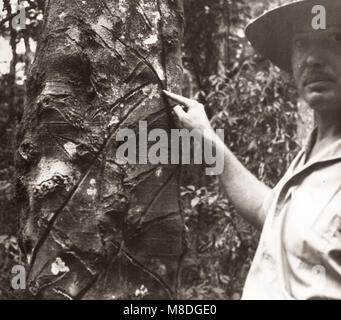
<box><xmin>302</xmin><ymin>127</ymin><xmax>318</xmax><ymax>157</ymax></box>
<box><xmin>302</xmin><ymin>127</ymin><xmax>341</xmax><ymax>165</ymax></box>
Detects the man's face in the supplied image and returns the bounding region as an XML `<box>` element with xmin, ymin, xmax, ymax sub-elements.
<box><xmin>291</xmin><ymin>26</ymin><xmax>341</xmax><ymax>113</ymax></box>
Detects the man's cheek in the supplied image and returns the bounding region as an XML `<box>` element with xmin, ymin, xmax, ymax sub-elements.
<box><xmin>298</xmin><ymin>85</ymin><xmax>306</xmax><ymax>100</ymax></box>
<box><xmin>292</xmin><ymin>71</ymin><xmax>301</xmax><ymax>89</ymax></box>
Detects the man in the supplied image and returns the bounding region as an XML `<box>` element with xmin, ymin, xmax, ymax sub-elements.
<box><xmin>163</xmin><ymin>0</ymin><xmax>341</xmax><ymax>299</ymax></box>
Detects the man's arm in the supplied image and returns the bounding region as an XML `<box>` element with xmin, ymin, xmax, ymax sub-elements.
<box><xmin>163</xmin><ymin>90</ymin><xmax>271</xmax><ymax>230</ymax></box>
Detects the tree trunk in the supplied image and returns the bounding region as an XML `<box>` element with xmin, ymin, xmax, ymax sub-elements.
<box><xmin>16</xmin><ymin>0</ymin><xmax>184</xmax><ymax>300</ymax></box>
<box><xmin>204</xmin><ymin>0</ymin><xmax>228</xmax><ymax>80</ymax></box>
<box><xmin>4</xmin><ymin>0</ymin><xmax>17</xmax><ymax>126</ymax></box>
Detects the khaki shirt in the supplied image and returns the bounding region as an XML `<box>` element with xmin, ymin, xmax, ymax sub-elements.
<box><xmin>242</xmin><ymin>129</ymin><xmax>341</xmax><ymax>300</ymax></box>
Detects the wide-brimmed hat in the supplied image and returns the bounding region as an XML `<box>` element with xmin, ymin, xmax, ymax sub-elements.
<box><xmin>246</xmin><ymin>0</ymin><xmax>341</xmax><ymax>73</ymax></box>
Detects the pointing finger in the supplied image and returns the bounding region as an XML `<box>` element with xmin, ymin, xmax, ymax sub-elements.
<box><xmin>163</xmin><ymin>90</ymin><xmax>195</xmax><ymax>108</ymax></box>
<box><xmin>173</xmin><ymin>105</ymin><xmax>188</xmax><ymax>120</ymax></box>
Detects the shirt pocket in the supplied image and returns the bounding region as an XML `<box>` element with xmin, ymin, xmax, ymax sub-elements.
<box><xmin>320</xmin><ymin>215</ymin><xmax>341</xmax><ymax>277</ymax></box>
<box><xmin>296</xmin><ymin>194</ymin><xmax>341</xmax><ymax>269</ymax></box>
<box><xmin>309</xmin><ymin>196</ymin><xmax>341</xmax><ymax>263</ymax></box>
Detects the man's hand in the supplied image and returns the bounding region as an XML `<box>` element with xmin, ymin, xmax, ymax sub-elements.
<box><xmin>163</xmin><ymin>91</ymin><xmax>271</xmax><ymax>231</ymax></box>
<box><xmin>163</xmin><ymin>90</ymin><xmax>213</xmax><ymax>134</ymax></box>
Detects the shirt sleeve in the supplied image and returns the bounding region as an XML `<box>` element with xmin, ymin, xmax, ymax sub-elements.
<box><xmin>260</xmin><ymin>187</ymin><xmax>277</xmax><ymax>220</ymax></box>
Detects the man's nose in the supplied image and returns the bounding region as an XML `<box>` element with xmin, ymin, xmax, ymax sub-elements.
<box><xmin>304</xmin><ymin>47</ymin><xmax>326</xmax><ymax>68</ymax></box>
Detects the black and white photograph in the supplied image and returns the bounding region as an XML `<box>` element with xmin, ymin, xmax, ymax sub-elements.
<box><xmin>0</xmin><ymin>0</ymin><xmax>340</xmax><ymax>306</ymax></box>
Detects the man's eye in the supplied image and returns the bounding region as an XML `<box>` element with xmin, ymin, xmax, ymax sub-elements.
<box><xmin>294</xmin><ymin>39</ymin><xmax>307</xmax><ymax>48</ymax></box>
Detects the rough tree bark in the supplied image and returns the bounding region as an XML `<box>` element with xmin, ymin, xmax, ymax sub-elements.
<box><xmin>204</xmin><ymin>0</ymin><xmax>228</xmax><ymax>81</ymax></box>
<box><xmin>16</xmin><ymin>0</ymin><xmax>184</xmax><ymax>300</ymax></box>
<box><xmin>4</xmin><ymin>0</ymin><xmax>17</xmax><ymax>126</ymax></box>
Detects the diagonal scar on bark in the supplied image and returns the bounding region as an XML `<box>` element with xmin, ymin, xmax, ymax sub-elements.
<box><xmin>125</xmin><ymin>169</ymin><xmax>178</xmax><ymax>237</ymax></box>
<box><xmin>72</xmin><ymin>0</ymin><xmax>89</xmax><ymax>18</ymax></box>
<box><xmin>28</xmin><ymin>83</ymin><xmax>167</xmax><ymax>280</ymax></box>
<box><xmin>28</xmin><ymin>116</ymin><xmax>125</xmax><ymax>275</ymax></box>
<box><xmin>135</xmin><ymin>1</ymin><xmax>154</xmax><ymax>31</ymax></box>
<box><xmin>99</xmin><ymin>172</ymin><xmax>180</xmax><ymax>293</ymax></box>
<box><xmin>101</xmin><ymin>25</ymin><xmax>166</xmax><ymax>89</ymax></box>
<box><xmin>98</xmin><ymin>0</ymin><xmax>123</xmax><ymax>22</ymax></box>
<box><xmin>125</xmin><ymin>211</ymin><xmax>179</xmax><ymax>243</ymax></box>
<box><xmin>122</xmin><ymin>166</ymin><xmax>157</xmax><ymax>187</ymax></box>
<box><xmin>45</xmin><ymin>127</ymin><xmax>79</xmax><ymax>160</ymax></box>
<box><xmin>99</xmin><ymin>24</ymin><xmax>176</xmax><ymax>123</ymax></box>
<box><xmin>74</xmin><ymin>274</ymin><xmax>99</xmax><ymax>300</ymax></box>
<box><xmin>107</xmin><ymin>81</ymin><xmax>154</xmax><ymax>113</ymax></box>
<box><xmin>49</xmin><ymin>229</ymin><xmax>98</xmax><ymax>276</ymax></box>
<box><xmin>31</xmin><ymin>269</ymin><xmax>69</xmax><ymax>296</ymax></box>
<box><xmin>110</xmin><ymin>240</ymin><xmax>174</xmax><ymax>299</ymax></box>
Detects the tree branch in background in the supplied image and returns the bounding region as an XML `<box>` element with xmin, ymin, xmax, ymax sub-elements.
<box><xmin>0</xmin><ymin>1</ymin><xmax>36</xmax><ymax>29</ymax></box>
<box><xmin>0</xmin><ymin>11</ymin><xmax>18</xmax><ymax>28</ymax></box>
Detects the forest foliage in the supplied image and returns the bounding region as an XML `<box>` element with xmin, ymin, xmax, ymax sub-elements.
<box><xmin>0</xmin><ymin>0</ymin><xmax>301</xmax><ymax>299</ymax></box>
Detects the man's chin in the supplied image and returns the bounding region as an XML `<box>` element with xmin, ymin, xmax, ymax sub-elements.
<box><xmin>303</xmin><ymin>91</ymin><xmax>338</xmax><ymax>111</ymax></box>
